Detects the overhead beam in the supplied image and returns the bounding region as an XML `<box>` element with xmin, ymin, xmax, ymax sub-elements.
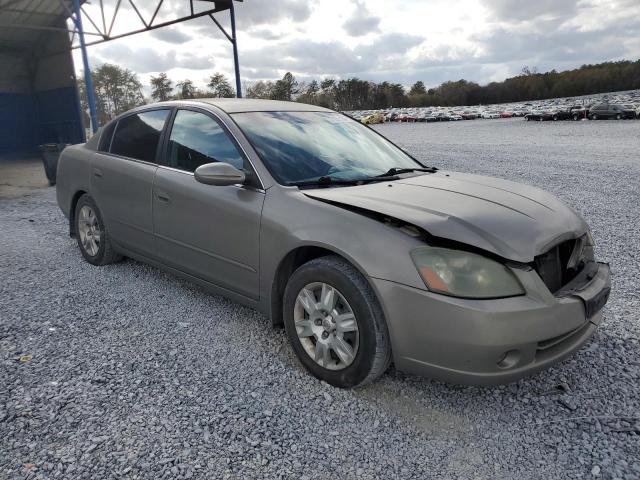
<box><xmin>69</xmin><ymin>5</ymin><xmax>233</xmax><ymax>49</ymax></box>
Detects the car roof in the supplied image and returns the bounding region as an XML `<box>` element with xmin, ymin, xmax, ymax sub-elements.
<box><xmin>190</xmin><ymin>98</ymin><xmax>333</xmax><ymax>113</ymax></box>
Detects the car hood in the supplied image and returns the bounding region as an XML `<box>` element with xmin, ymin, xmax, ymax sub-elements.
<box><xmin>304</xmin><ymin>171</ymin><xmax>589</xmax><ymax>262</ymax></box>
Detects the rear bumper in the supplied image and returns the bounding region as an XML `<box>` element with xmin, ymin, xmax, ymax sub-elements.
<box><xmin>373</xmin><ymin>262</ymin><xmax>611</xmax><ymax>386</ymax></box>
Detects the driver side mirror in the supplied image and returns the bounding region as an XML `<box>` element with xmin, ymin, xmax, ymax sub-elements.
<box><xmin>194</xmin><ymin>162</ymin><xmax>246</xmax><ymax>186</ymax></box>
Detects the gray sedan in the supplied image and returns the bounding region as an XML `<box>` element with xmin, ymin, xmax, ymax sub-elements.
<box><xmin>56</xmin><ymin>99</ymin><xmax>611</xmax><ymax>388</ymax></box>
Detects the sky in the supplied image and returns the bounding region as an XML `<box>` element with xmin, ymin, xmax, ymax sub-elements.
<box><xmin>71</xmin><ymin>0</ymin><xmax>640</xmax><ymax>93</ymax></box>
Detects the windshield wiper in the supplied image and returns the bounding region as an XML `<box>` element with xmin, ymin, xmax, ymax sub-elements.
<box><xmin>288</xmin><ymin>166</ymin><xmax>438</xmax><ymax>188</ymax></box>
<box><xmin>375</xmin><ymin>166</ymin><xmax>438</xmax><ymax>177</ymax></box>
<box><xmin>286</xmin><ymin>176</ymin><xmax>362</xmax><ymax>187</ymax></box>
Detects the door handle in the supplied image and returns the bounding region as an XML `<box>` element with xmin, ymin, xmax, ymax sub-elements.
<box><xmin>156</xmin><ymin>193</ymin><xmax>171</xmax><ymax>203</ymax></box>
<box><xmin>93</xmin><ymin>168</ymin><xmax>103</xmax><ymax>178</ymax></box>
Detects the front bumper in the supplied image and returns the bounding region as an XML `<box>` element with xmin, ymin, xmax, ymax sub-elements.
<box><xmin>373</xmin><ymin>262</ymin><xmax>610</xmax><ymax>386</ymax></box>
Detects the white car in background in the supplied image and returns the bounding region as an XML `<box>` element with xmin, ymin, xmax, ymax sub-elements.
<box><xmin>482</xmin><ymin>111</ymin><xmax>501</xmax><ymax>119</ymax></box>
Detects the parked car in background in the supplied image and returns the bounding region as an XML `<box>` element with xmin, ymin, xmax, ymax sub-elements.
<box><xmin>482</xmin><ymin>111</ymin><xmax>500</xmax><ymax>119</ymax></box>
<box><xmin>56</xmin><ymin>98</ymin><xmax>610</xmax><ymax>388</ymax></box>
<box><xmin>589</xmin><ymin>104</ymin><xmax>636</xmax><ymax>120</ymax></box>
<box><xmin>548</xmin><ymin>109</ymin><xmax>574</xmax><ymax>121</ymax></box>
<box><xmin>361</xmin><ymin>113</ymin><xmax>385</xmax><ymax>125</ymax></box>
<box><xmin>525</xmin><ymin>110</ymin><xmax>553</xmax><ymax>121</ymax></box>
<box><xmin>569</xmin><ymin>105</ymin><xmax>590</xmax><ymax>120</ymax></box>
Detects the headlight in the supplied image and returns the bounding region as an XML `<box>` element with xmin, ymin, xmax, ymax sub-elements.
<box><xmin>410</xmin><ymin>246</ymin><xmax>525</xmax><ymax>299</ymax></box>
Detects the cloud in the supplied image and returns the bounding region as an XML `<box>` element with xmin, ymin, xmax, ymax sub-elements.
<box><xmin>475</xmin><ymin>25</ymin><xmax>634</xmax><ymax>66</ymax></box>
<box><xmin>94</xmin><ymin>44</ymin><xmax>213</xmax><ymax>73</ymax></box>
<box><xmin>242</xmin><ymin>40</ymin><xmax>366</xmax><ymax>76</ymax></box>
<box><xmin>343</xmin><ymin>1</ymin><xmax>381</xmax><ymax>36</ymax></box>
<box><xmin>234</xmin><ymin>0</ymin><xmax>314</xmax><ymax>27</ymax></box>
<box><xmin>482</xmin><ymin>0</ymin><xmax>579</xmax><ymax>23</ymax></box>
<box><xmin>76</xmin><ymin>0</ymin><xmax>640</xmax><ymax>91</ymax></box>
<box><xmin>240</xmin><ymin>32</ymin><xmax>425</xmax><ymax>80</ymax></box>
<box><xmin>248</xmin><ymin>27</ymin><xmax>285</xmax><ymax>41</ymax></box>
<box><xmin>150</xmin><ymin>27</ymin><xmax>192</xmax><ymax>44</ymax></box>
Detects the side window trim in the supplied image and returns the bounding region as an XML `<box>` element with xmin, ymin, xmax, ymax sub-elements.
<box><xmin>107</xmin><ymin>120</ymin><xmax>118</xmax><ymax>152</ymax></box>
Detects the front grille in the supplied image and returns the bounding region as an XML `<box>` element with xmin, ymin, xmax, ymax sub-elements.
<box><xmin>534</xmin><ymin>238</ymin><xmax>583</xmax><ymax>293</ymax></box>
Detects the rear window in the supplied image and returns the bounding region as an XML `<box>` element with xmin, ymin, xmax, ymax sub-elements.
<box><xmin>110</xmin><ymin>109</ymin><xmax>169</xmax><ymax>162</ymax></box>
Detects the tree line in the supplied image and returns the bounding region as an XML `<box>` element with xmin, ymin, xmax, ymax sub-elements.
<box><xmin>79</xmin><ymin>64</ymin><xmax>236</xmax><ymax>124</ymax></box>
<box><xmin>80</xmin><ymin>59</ymin><xmax>640</xmax><ymax>124</ymax></box>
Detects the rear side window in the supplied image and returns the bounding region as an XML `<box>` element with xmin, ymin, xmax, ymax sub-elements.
<box><xmin>111</xmin><ymin>110</ymin><xmax>169</xmax><ymax>162</ymax></box>
<box><xmin>98</xmin><ymin>121</ymin><xmax>116</xmax><ymax>152</ymax></box>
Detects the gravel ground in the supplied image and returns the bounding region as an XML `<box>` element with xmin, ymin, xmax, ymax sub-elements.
<box><xmin>1</xmin><ymin>118</ymin><xmax>639</xmax><ymax>479</ymax></box>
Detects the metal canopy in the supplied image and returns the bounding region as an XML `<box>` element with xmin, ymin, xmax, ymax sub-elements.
<box><xmin>0</xmin><ymin>0</ymin><xmax>78</xmax><ymax>51</ymax></box>
<box><xmin>0</xmin><ymin>0</ymin><xmax>244</xmax><ymax>134</ymax></box>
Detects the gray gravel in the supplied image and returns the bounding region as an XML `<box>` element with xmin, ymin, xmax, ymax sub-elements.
<box><xmin>2</xmin><ymin>118</ymin><xmax>639</xmax><ymax>479</ymax></box>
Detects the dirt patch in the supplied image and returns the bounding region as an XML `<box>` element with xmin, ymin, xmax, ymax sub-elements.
<box><xmin>0</xmin><ymin>156</ymin><xmax>50</xmax><ymax>199</ymax></box>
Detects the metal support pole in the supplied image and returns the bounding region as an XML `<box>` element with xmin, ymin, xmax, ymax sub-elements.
<box><xmin>72</xmin><ymin>0</ymin><xmax>99</xmax><ymax>133</ymax></box>
<box><xmin>230</xmin><ymin>2</ymin><xmax>242</xmax><ymax>98</ymax></box>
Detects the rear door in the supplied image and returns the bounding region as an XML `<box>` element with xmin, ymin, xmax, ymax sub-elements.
<box><xmin>152</xmin><ymin>108</ymin><xmax>265</xmax><ymax>299</ymax></box>
<box><xmin>91</xmin><ymin>108</ymin><xmax>170</xmax><ymax>257</ymax></box>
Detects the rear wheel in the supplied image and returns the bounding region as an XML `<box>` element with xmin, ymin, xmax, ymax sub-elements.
<box><xmin>616</xmin><ymin>113</ymin><xmax>621</xmax><ymax>120</ymax></box>
<box><xmin>552</xmin><ymin>114</ymin><xmax>558</xmax><ymax>121</ymax></box>
<box><xmin>283</xmin><ymin>256</ymin><xmax>391</xmax><ymax>388</ymax></box>
<box><xmin>74</xmin><ymin>194</ymin><xmax>122</xmax><ymax>266</ymax></box>
<box><xmin>590</xmin><ymin>114</ymin><xmax>598</xmax><ymax>120</ymax></box>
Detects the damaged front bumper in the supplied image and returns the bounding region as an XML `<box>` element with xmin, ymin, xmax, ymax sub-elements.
<box><xmin>372</xmin><ymin>262</ymin><xmax>611</xmax><ymax>386</ymax></box>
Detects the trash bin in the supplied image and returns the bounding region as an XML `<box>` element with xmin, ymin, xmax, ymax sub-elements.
<box><xmin>39</xmin><ymin>143</ymin><xmax>68</xmax><ymax>186</ymax></box>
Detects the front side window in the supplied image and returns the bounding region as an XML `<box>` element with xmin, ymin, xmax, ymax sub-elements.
<box><xmin>231</xmin><ymin>111</ymin><xmax>421</xmax><ymax>185</ymax></box>
<box><xmin>164</xmin><ymin>110</ymin><xmax>245</xmax><ymax>172</ymax></box>
<box><xmin>110</xmin><ymin>110</ymin><xmax>169</xmax><ymax>162</ymax></box>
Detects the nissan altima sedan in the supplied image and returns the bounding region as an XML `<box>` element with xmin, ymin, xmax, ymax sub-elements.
<box><xmin>56</xmin><ymin>99</ymin><xmax>611</xmax><ymax>388</ymax></box>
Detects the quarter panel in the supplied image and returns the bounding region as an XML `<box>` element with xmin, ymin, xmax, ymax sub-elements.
<box><xmin>56</xmin><ymin>144</ymin><xmax>93</xmax><ymax>219</ymax></box>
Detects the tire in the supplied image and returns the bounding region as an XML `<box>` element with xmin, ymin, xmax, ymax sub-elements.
<box><xmin>616</xmin><ymin>114</ymin><xmax>621</xmax><ymax>120</ymax></box>
<box><xmin>552</xmin><ymin>115</ymin><xmax>558</xmax><ymax>121</ymax></box>
<box><xmin>573</xmin><ymin>114</ymin><xmax>579</xmax><ymax>121</ymax></box>
<box><xmin>283</xmin><ymin>255</ymin><xmax>391</xmax><ymax>388</ymax></box>
<box><xmin>74</xmin><ymin>194</ymin><xmax>122</xmax><ymax>266</ymax></box>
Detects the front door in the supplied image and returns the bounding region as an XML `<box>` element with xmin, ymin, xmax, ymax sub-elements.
<box><xmin>91</xmin><ymin>109</ymin><xmax>170</xmax><ymax>257</ymax></box>
<box><xmin>152</xmin><ymin>108</ymin><xmax>264</xmax><ymax>300</ymax></box>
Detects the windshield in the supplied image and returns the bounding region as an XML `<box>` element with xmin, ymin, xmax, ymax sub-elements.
<box><xmin>231</xmin><ymin>111</ymin><xmax>423</xmax><ymax>185</ymax></box>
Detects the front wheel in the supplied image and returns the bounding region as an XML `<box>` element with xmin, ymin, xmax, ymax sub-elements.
<box><xmin>590</xmin><ymin>114</ymin><xmax>597</xmax><ymax>120</ymax></box>
<box><xmin>616</xmin><ymin>114</ymin><xmax>621</xmax><ymax>120</ymax></box>
<box><xmin>283</xmin><ymin>256</ymin><xmax>391</xmax><ymax>388</ymax></box>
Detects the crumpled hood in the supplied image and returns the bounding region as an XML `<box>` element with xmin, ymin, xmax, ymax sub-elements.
<box><xmin>304</xmin><ymin>171</ymin><xmax>589</xmax><ymax>262</ymax></box>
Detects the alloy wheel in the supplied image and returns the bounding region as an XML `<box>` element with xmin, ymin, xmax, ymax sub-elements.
<box><xmin>293</xmin><ymin>282</ymin><xmax>359</xmax><ymax>371</ymax></box>
<box><xmin>77</xmin><ymin>205</ymin><xmax>101</xmax><ymax>256</ymax></box>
